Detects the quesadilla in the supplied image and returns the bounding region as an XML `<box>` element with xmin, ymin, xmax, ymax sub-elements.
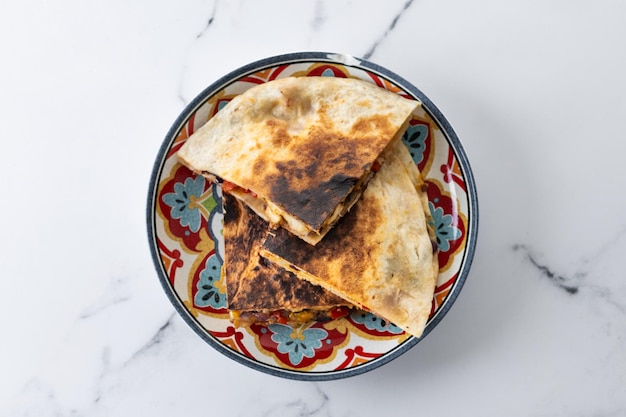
<box><xmin>178</xmin><ymin>76</ymin><xmax>419</xmax><ymax>245</ymax></box>
<box><xmin>259</xmin><ymin>142</ymin><xmax>439</xmax><ymax>338</ymax></box>
<box><xmin>221</xmin><ymin>192</ymin><xmax>352</xmax><ymax>327</ymax></box>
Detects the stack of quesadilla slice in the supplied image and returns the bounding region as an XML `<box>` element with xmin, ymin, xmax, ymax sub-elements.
<box><xmin>178</xmin><ymin>76</ymin><xmax>417</xmax><ymax>245</ymax></box>
<box><xmin>222</xmin><ymin>192</ymin><xmax>352</xmax><ymax>327</ymax></box>
<box><xmin>177</xmin><ymin>76</ymin><xmax>439</xmax><ymax>337</ymax></box>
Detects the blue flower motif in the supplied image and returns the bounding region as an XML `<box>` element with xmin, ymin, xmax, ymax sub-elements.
<box><xmin>162</xmin><ymin>177</ymin><xmax>206</xmax><ymax>233</ymax></box>
<box><xmin>194</xmin><ymin>254</ymin><xmax>226</xmax><ymax>309</ymax></box>
<box><xmin>269</xmin><ymin>324</ymin><xmax>328</xmax><ymax>365</ymax></box>
<box><xmin>217</xmin><ymin>100</ymin><xmax>230</xmax><ymax>112</ymax></box>
<box><xmin>351</xmin><ymin>311</ymin><xmax>404</xmax><ymax>334</ymax></box>
<box><xmin>429</xmin><ymin>202</ymin><xmax>462</xmax><ymax>252</ymax></box>
<box><xmin>402</xmin><ymin>124</ymin><xmax>429</xmax><ymax>165</ymax></box>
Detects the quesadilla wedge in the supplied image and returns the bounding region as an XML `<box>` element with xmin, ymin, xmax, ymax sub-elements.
<box><xmin>178</xmin><ymin>76</ymin><xmax>419</xmax><ymax>245</ymax></box>
<box><xmin>221</xmin><ymin>192</ymin><xmax>351</xmax><ymax>327</ymax></box>
<box><xmin>259</xmin><ymin>142</ymin><xmax>439</xmax><ymax>338</ymax></box>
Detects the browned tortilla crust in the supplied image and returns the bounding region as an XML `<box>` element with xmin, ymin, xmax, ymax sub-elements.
<box><xmin>222</xmin><ymin>193</ymin><xmax>346</xmax><ymax>311</ymax></box>
<box><xmin>260</xmin><ymin>142</ymin><xmax>439</xmax><ymax>337</ymax></box>
<box><xmin>260</xmin><ymin>189</ymin><xmax>381</xmax><ymax>303</ymax></box>
<box><xmin>254</xmin><ymin>112</ymin><xmax>394</xmax><ymax>231</ymax></box>
<box><xmin>178</xmin><ymin>76</ymin><xmax>418</xmax><ymax>243</ymax></box>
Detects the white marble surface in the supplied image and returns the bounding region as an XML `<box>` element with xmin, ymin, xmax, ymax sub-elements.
<box><xmin>2</xmin><ymin>0</ymin><xmax>626</xmax><ymax>415</ymax></box>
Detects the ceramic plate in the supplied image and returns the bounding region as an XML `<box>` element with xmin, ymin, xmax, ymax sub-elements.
<box><xmin>147</xmin><ymin>52</ymin><xmax>478</xmax><ymax>380</ymax></box>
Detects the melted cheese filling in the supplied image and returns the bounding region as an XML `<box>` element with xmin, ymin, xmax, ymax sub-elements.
<box><xmin>229</xmin><ymin>306</ymin><xmax>351</xmax><ymax>327</ymax></box>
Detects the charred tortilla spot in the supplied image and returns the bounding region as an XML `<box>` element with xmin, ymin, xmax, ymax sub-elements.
<box><xmin>267</xmin><ymin>173</ymin><xmax>358</xmax><ymax>230</ymax></box>
<box><xmin>244</xmin><ymin>114</ymin><xmax>394</xmax><ymax>231</ymax></box>
<box><xmin>222</xmin><ymin>192</ymin><xmax>241</xmax><ymax>226</ymax></box>
<box><xmin>253</xmin><ymin>158</ymin><xmax>268</xmax><ymax>177</ymax></box>
<box><xmin>263</xmin><ymin>192</ymin><xmax>382</xmax><ymax>294</ymax></box>
<box><xmin>350</xmin><ymin>114</ymin><xmax>394</xmax><ymax>138</ymax></box>
<box><xmin>276</xmin><ymin>274</ymin><xmax>294</xmax><ymax>303</ymax></box>
<box><xmin>266</xmin><ymin>120</ymin><xmax>291</xmax><ymax>148</ymax></box>
<box><xmin>293</xmin><ymin>282</ymin><xmax>317</xmax><ymax>304</ymax></box>
<box><xmin>228</xmin><ymin>257</ymin><xmax>345</xmax><ymax>309</ymax></box>
<box><xmin>223</xmin><ymin>192</ymin><xmax>345</xmax><ymax>311</ymax></box>
<box><xmin>258</xmin><ymin>256</ymin><xmax>270</xmax><ymax>268</ymax></box>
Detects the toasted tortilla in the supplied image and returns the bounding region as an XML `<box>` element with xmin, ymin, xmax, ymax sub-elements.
<box><xmin>395</xmin><ymin>138</ymin><xmax>438</xmax><ymax>249</ymax></box>
<box><xmin>260</xmin><ymin>142</ymin><xmax>438</xmax><ymax>337</ymax></box>
<box><xmin>221</xmin><ymin>192</ymin><xmax>350</xmax><ymax>326</ymax></box>
<box><xmin>178</xmin><ymin>76</ymin><xmax>419</xmax><ymax>245</ymax></box>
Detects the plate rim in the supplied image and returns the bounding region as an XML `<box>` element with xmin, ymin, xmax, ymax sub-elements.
<box><xmin>146</xmin><ymin>51</ymin><xmax>479</xmax><ymax>380</ymax></box>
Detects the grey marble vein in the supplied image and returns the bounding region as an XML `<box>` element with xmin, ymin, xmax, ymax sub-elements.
<box><xmin>126</xmin><ymin>312</ymin><xmax>177</xmax><ymax>363</ymax></box>
<box><xmin>92</xmin><ymin>347</ymin><xmax>112</xmax><ymax>404</ymax></box>
<box><xmin>580</xmin><ymin>225</ymin><xmax>626</xmax><ymax>269</ymax></box>
<box><xmin>87</xmin><ymin>313</ymin><xmax>177</xmax><ymax>411</ymax></box>
<box><xmin>363</xmin><ymin>0</ymin><xmax>415</xmax><ymax>60</ymax></box>
<box><xmin>584</xmin><ymin>283</ymin><xmax>626</xmax><ymax>315</ymax></box>
<box><xmin>177</xmin><ymin>89</ymin><xmax>187</xmax><ymax>105</ymax></box>
<box><xmin>79</xmin><ymin>277</ymin><xmax>132</xmax><ymax>320</ymax></box>
<box><xmin>178</xmin><ymin>0</ymin><xmax>220</xmax><ymax>106</ymax></box>
<box><xmin>513</xmin><ymin>244</ymin><xmax>626</xmax><ymax>315</ymax></box>
<box><xmin>253</xmin><ymin>382</ymin><xmax>331</xmax><ymax>417</ymax></box>
<box><xmin>196</xmin><ymin>0</ymin><xmax>219</xmax><ymax>39</ymax></box>
<box><xmin>513</xmin><ymin>244</ymin><xmax>582</xmax><ymax>295</ymax></box>
<box><xmin>8</xmin><ymin>379</ymin><xmax>62</xmax><ymax>417</ymax></box>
